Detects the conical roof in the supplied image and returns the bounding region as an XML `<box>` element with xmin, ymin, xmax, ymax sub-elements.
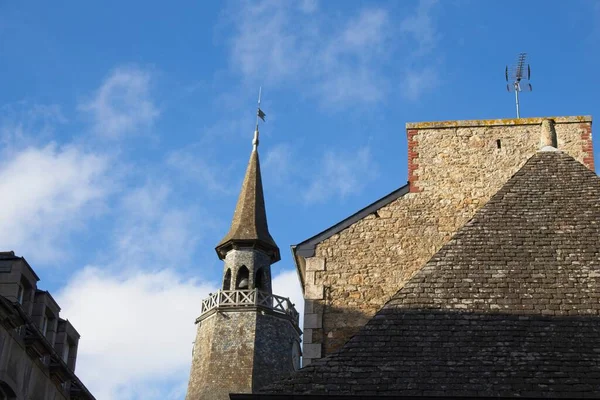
<box><xmin>257</xmin><ymin>151</ymin><xmax>600</xmax><ymax>397</ymax></box>
<box><xmin>216</xmin><ymin>149</ymin><xmax>280</xmax><ymax>262</ymax></box>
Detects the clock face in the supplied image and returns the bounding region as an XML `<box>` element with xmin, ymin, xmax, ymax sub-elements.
<box><xmin>291</xmin><ymin>341</ymin><xmax>301</xmax><ymax>371</ymax></box>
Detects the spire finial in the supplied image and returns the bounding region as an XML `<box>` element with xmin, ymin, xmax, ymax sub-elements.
<box><xmin>253</xmin><ymin>87</ymin><xmax>266</xmax><ymax>151</ymax></box>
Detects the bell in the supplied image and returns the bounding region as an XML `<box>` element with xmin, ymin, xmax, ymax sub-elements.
<box><xmin>238</xmin><ymin>278</ymin><xmax>249</xmax><ymax>289</ymax></box>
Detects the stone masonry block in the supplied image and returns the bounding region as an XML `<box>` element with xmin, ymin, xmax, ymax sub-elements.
<box><xmin>305</xmin><ymin>284</ymin><xmax>324</xmax><ymax>300</ymax></box>
<box><xmin>303</xmin><ymin>343</ymin><xmax>321</xmax><ymax>359</ymax></box>
<box><xmin>304</xmin><ymin>328</ymin><xmax>313</xmax><ymax>344</ymax></box>
<box><xmin>306</xmin><ymin>257</ymin><xmax>325</xmax><ymax>271</ymax></box>
<box><xmin>305</xmin><ymin>271</ymin><xmax>315</xmax><ymax>285</ymax></box>
<box><xmin>304</xmin><ymin>313</ymin><xmax>322</xmax><ymax>329</ymax></box>
<box><xmin>305</xmin><ymin>300</ymin><xmax>315</xmax><ymax>314</ymax></box>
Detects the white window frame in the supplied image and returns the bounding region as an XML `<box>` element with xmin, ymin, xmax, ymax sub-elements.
<box><xmin>62</xmin><ymin>341</ymin><xmax>70</xmax><ymax>363</ymax></box>
<box><xmin>16</xmin><ymin>284</ymin><xmax>24</xmax><ymax>304</ymax></box>
<box><xmin>41</xmin><ymin>315</ymin><xmax>48</xmax><ymax>336</ymax></box>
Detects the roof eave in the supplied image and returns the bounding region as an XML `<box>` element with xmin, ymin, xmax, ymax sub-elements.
<box><xmin>216</xmin><ymin>239</ymin><xmax>281</xmax><ymax>263</ymax></box>
<box><xmin>291</xmin><ymin>183</ymin><xmax>411</xmax><ymax>289</ymax></box>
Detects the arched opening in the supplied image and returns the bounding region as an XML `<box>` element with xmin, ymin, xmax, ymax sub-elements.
<box><xmin>223</xmin><ymin>269</ymin><xmax>231</xmax><ymax>290</ymax></box>
<box><xmin>236</xmin><ymin>266</ymin><xmax>249</xmax><ymax>290</ymax></box>
<box><xmin>255</xmin><ymin>268</ymin><xmax>264</xmax><ymax>291</ymax></box>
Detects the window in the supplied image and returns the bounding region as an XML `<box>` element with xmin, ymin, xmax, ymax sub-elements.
<box><xmin>62</xmin><ymin>341</ymin><xmax>70</xmax><ymax>363</ymax></box>
<box><xmin>16</xmin><ymin>284</ymin><xmax>24</xmax><ymax>304</ymax></box>
<box><xmin>41</xmin><ymin>315</ymin><xmax>48</xmax><ymax>336</ymax></box>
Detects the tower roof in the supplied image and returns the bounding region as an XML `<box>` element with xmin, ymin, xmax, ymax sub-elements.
<box><xmin>216</xmin><ymin>146</ymin><xmax>280</xmax><ymax>262</ymax></box>
<box><xmin>253</xmin><ymin>151</ymin><xmax>600</xmax><ymax>397</ymax></box>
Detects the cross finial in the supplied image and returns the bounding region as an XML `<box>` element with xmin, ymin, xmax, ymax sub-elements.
<box><xmin>253</xmin><ymin>87</ymin><xmax>266</xmax><ymax>151</ymax></box>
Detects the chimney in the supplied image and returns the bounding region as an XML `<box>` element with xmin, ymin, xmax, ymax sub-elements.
<box><xmin>539</xmin><ymin>119</ymin><xmax>558</xmax><ymax>150</ymax></box>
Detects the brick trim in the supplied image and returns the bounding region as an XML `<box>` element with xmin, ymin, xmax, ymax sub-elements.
<box><xmin>407</xmin><ymin>129</ymin><xmax>421</xmax><ymax>193</ymax></box>
<box><xmin>580</xmin><ymin>123</ymin><xmax>595</xmax><ymax>170</ymax></box>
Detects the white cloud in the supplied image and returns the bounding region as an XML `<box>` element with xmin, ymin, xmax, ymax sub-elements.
<box><xmin>338</xmin><ymin>9</ymin><xmax>389</xmax><ymax>50</ymax></box>
<box><xmin>57</xmin><ymin>267</ymin><xmax>217</xmax><ymax>400</ymax></box>
<box><xmin>398</xmin><ymin>0</ymin><xmax>442</xmax><ymax>100</ymax></box>
<box><xmin>79</xmin><ymin>66</ymin><xmax>159</xmax><ymax>139</ymax></box>
<box><xmin>0</xmin><ymin>102</ymin><xmax>67</xmax><ymax>150</ymax></box>
<box><xmin>272</xmin><ymin>268</ymin><xmax>305</xmax><ymax>328</ymax></box>
<box><xmin>402</xmin><ymin>66</ymin><xmax>440</xmax><ymax>101</ymax></box>
<box><xmin>113</xmin><ymin>182</ymin><xmax>210</xmax><ymax>267</ymax></box>
<box><xmin>230</xmin><ymin>1</ymin><xmax>308</xmax><ymax>84</ymax></box>
<box><xmin>400</xmin><ymin>0</ymin><xmax>439</xmax><ymax>56</ymax></box>
<box><xmin>166</xmin><ymin>149</ymin><xmax>233</xmax><ymax>195</ymax></box>
<box><xmin>57</xmin><ymin>267</ymin><xmax>305</xmax><ymax>400</ymax></box>
<box><xmin>228</xmin><ymin>1</ymin><xmax>442</xmax><ymax>104</ymax></box>
<box><xmin>0</xmin><ymin>144</ymin><xmax>110</xmax><ymax>262</ymax></box>
<box><xmin>304</xmin><ymin>146</ymin><xmax>378</xmax><ymax>204</ymax></box>
<box><xmin>299</xmin><ymin>0</ymin><xmax>318</xmax><ymax>14</ymax></box>
<box><xmin>263</xmin><ymin>143</ymin><xmax>293</xmax><ymax>186</ymax></box>
<box><xmin>263</xmin><ymin>143</ymin><xmax>379</xmax><ymax>204</ymax></box>
<box><xmin>228</xmin><ymin>2</ymin><xmax>391</xmax><ymax>106</ymax></box>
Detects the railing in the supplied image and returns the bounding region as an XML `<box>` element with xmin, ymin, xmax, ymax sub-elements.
<box><xmin>200</xmin><ymin>289</ymin><xmax>299</xmax><ymax>324</ymax></box>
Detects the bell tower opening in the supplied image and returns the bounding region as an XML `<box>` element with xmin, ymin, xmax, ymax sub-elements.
<box><xmin>236</xmin><ymin>266</ymin><xmax>249</xmax><ymax>289</ymax></box>
<box><xmin>223</xmin><ymin>268</ymin><xmax>231</xmax><ymax>290</ymax></box>
<box><xmin>255</xmin><ymin>268</ymin><xmax>264</xmax><ymax>291</ymax></box>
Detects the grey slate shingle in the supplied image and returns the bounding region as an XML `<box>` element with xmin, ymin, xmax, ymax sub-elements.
<box><xmin>258</xmin><ymin>151</ymin><xmax>600</xmax><ymax>397</ymax></box>
<box><xmin>216</xmin><ymin>150</ymin><xmax>280</xmax><ymax>262</ymax></box>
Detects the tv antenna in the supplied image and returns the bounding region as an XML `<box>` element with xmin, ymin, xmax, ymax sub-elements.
<box><xmin>505</xmin><ymin>53</ymin><xmax>532</xmax><ymax>118</ymax></box>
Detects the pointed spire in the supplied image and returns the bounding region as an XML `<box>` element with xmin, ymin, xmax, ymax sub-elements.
<box><xmin>253</xmin><ymin>125</ymin><xmax>259</xmax><ymax>151</ymax></box>
<box><xmin>216</xmin><ymin>89</ymin><xmax>279</xmax><ymax>262</ymax></box>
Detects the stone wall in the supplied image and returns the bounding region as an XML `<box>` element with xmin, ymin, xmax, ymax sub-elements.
<box><xmin>252</xmin><ymin>313</ymin><xmax>300</xmax><ymax>391</ymax></box>
<box><xmin>186</xmin><ymin>308</ymin><xmax>300</xmax><ymax>399</ymax></box>
<box><xmin>301</xmin><ymin>116</ymin><xmax>594</xmax><ymax>366</ymax></box>
<box><xmin>186</xmin><ymin>311</ymin><xmax>256</xmax><ymax>400</ymax></box>
<box><xmin>0</xmin><ymin>325</ymin><xmax>68</xmax><ymax>400</ymax></box>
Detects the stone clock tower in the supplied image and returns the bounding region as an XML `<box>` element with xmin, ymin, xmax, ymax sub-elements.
<box><xmin>185</xmin><ymin>122</ymin><xmax>301</xmax><ymax>400</ymax></box>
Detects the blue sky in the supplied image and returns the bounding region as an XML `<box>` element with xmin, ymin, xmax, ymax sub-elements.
<box><xmin>1</xmin><ymin>0</ymin><xmax>599</xmax><ymax>398</ymax></box>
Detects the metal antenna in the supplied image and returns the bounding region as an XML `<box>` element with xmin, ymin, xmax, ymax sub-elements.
<box><xmin>505</xmin><ymin>53</ymin><xmax>532</xmax><ymax>118</ymax></box>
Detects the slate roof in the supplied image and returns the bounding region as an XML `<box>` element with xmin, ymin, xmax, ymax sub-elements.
<box><xmin>248</xmin><ymin>151</ymin><xmax>600</xmax><ymax>398</ymax></box>
<box><xmin>216</xmin><ymin>149</ymin><xmax>280</xmax><ymax>262</ymax></box>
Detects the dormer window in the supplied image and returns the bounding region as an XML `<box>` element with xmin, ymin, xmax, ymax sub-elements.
<box><xmin>16</xmin><ymin>283</ymin><xmax>24</xmax><ymax>304</ymax></box>
<box><xmin>41</xmin><ymin>314</ymin><xmax>48</xmax><ymax>336</ymax></box>
<box><xmin>62</xmin><ymin>340</ymin><xmax>71</xmax><ymax>363</ymax></box>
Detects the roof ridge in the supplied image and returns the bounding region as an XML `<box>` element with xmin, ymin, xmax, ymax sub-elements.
<box><xmin>389</xmin><ymin>150</ymin><xmax>600</xmax><ymax>305</ymax></box>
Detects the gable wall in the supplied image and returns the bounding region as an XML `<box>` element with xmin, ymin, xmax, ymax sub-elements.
<box><xmin>301</xmin><ymin>116</ymin><xmax>593</xmax><ymax>366</ymax></box>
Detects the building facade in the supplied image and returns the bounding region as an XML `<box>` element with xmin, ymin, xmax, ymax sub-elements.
<box><xmin>0</xmin><ymin>251</ymin><xmax>94</xmax><ymax>400</ymax></box>
<box><xmin>226</xmin><ymin>117</ymin><xmax>600</xmax><ymax>398</ymax></box>
<box><xmin>292</xmin><ymin>116</ymin><xmax>594</xmax><ymax>365</ymax></box>
<box><xmin>185</xmin><ymin>126</ymin><xmax>301</xmax><ymax>400</ymax></box>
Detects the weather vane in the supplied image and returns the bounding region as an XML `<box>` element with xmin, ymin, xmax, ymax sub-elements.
<box><xmin>505</xmin><ymin>53</ymin><xmax>532</xmax><ymax>118</ymax></box>
<box><xmin>253</xmin><ymin>87</ymin><xmax>266</xmax><ymax>151</ymax></box>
